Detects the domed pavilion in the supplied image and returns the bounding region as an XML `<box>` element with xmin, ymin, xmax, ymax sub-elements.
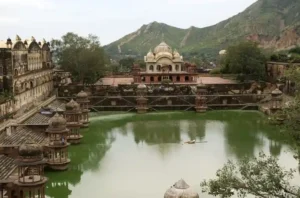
<box><xmin>14</xmin><ymin>141</ymin><xmax>48</xmax><ymax>198</ymax></box>
<box><xmin>164</xmin><ymin>179</ymin><xmax>199</xmax><ymax>198</ymax></box>
<box><xmin>132</xmin><ymin>42</ymin><xmax>197</xmax><ymax>84</ymax></box>
<box><xmin>76</xmin><ymin>90</ymin><xmax>90</xmax><ymax>128</ymax></box>
<box><xmin>45</xmin><ymin>113</ymin><xmax>71</xmax><ymax>170</ymax></box>
<box><xmin>64</xmin><ymin>99</ymin><xmax>83</xmax><ymax>144</ymax></box>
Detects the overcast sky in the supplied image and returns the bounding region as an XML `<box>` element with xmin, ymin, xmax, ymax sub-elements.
<box><xmin>0</xmin><ymin>0</ymin><xmax>257</xmax><ymax>45</ymax></box>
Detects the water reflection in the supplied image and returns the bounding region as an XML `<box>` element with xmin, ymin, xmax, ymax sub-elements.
<box><xmin>45</xmin><ymin>111</ymin><xmax>296</xmax><ymax>198</ymax></box>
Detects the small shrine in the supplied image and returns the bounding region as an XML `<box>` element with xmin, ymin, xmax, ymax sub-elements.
<box><xmin>64</xmin><ymin>99</ymin><xmax>83</xmax><ymax>144</ymax></box>
<box><xmin>14</xmin><ymin>141</ymin><xmax>48</xmax><ymax>198</ymax></box>
<box><xmin>76</xmin><ymin>90</ymin><xmax>90</xmax><ymax>128</ymax></box>
<box><xmin>45</xmin><ymin>113</ymin><xmax>70</xmax><ymax>170</ymax></box>
<box><xmin>164</xmin><ymin>179</ymin><xmax>199</xmax><ymax>198</ymax></box>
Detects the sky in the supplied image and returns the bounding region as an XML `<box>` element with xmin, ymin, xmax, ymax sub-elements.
<box><xmin>0</xmin><ymin>0</ymin><xmax>257</xmax><ymax>45</ymax></box>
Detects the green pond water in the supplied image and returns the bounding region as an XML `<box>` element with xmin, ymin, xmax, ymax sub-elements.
<box><xmin>45</xmin><ymin>111</ymin><xmax>299</xmax><ymax>198</ymax></box>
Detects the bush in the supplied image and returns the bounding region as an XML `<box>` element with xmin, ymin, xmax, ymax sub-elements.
<box><xmin>209</xmin><ymin>68</ymin><xmax>221</xmax><ymax>74</ymax></box>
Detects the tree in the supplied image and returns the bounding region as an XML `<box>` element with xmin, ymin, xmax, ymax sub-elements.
<box><xmin>201</xmin><ymin>153</ymin><xmax>300</xmax><ymax>198</ymax></box>
<box><xmin>51</xmin><ymin>32</ymin><xmax>108</xmax><ymax>85</ymax></box>
<box><xmin>119</xmin><ymin>57</ymin><xmax>135</xmax><ymax>72</ymax></box>
<box><xmin>221</xmin><ymin>42</ymin><xmax>266</xmax><ymax>80</ymax></box>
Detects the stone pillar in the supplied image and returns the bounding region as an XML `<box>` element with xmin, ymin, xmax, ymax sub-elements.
<box><xmin>76</xmin><ymin>90</ymin><xmax>90</xmax><ymax>128</ymax></box>
<box><xmin>195</xmin><ymin>82</ymin><xmax>208</xmax><ymax>113</ymax></box>
<box><xmin>136</xmin><ymin>84</ymin><xmax>148</xmax><ymax>114</ymax></box>
<box><xmin>270</xmin><ymin>88</ymin><xmax>285</xmax><ymax>124</ymax></box>
<box><xmin>270</xmin><ymin>88</ymin><xmax>283</xmax><ymax>114</ymax></box>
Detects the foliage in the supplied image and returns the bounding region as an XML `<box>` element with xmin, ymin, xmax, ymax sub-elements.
<box><xmin>289</xmin><ymin>46</ymin><xmax>300</xmax><ymax>55</ymax></box>
<box><xmin>201</xmin><ymin>153</ymin><xmax>300</xmax><ymax>198</ymax></box>
<box><xmin>119</xmin><ymin>57</ymin><xmax>135</xmax><ymax>72</ymax></box>
<box><xmin>51</xmin><ymin>32</ymin><xmax>108</xmax><ymax>85</ymax></box>
<box><xmin>0</xmin><ymin>90</ymin><xmax>15</xmax><ymax>102</ymax></box>
<box><xmin>104</xmin><ymin>1</ymin><xmax>300</xmax><ymax>60</ymax></box>
<box><xmin>220</xmin><ymin>42</ymin><xmax>266</xmax><ymax>80</ymax></box>
<box><xmin>210</xmin><ymin>68</ymin><xmax>221</xmax><ymax>74</ymax></box>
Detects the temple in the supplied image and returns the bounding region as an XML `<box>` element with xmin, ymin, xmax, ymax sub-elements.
<box><xmin>132</xmin><ymin>42</ymin><xmax>197</xmax><ymax>84</ymax></box>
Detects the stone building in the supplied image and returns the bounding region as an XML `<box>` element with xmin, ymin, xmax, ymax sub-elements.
<box><xmin>0</xmin><ymin>35</ymin><xmax>54</xmax><ymax>118</ymax></box>
<box><xmin>133</xmin><ymin>42</ymin><xmax>197</xmax><ymax>84</ymax></box>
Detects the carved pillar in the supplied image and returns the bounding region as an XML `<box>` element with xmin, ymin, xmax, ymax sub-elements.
<box><xmin>136</xmin><ymin>84</ymin><xmax>148</xmax><ymax>114</ymax></box>
<box><xmin>270</xmin><ymin>88</ymin><xmax>283</xmax><ymax>113</ymax></box>
<box><xmin>195</xmin><ymin>82</ymin><xmax>208</xmax><ymax>113</ymax></box>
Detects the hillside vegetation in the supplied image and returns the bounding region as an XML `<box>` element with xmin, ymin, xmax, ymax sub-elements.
<box><xmin>104</xmin><ymin>0</ymin><xmax>300</xmax><ymax>60</ymax></box>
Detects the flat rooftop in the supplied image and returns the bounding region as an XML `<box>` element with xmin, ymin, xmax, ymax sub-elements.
<box><xmin>96</xmin><ymin>76</ymin><xmax>236</xmax><ymax>86</ymax></box>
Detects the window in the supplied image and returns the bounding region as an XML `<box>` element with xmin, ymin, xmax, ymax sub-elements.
<box><xmin>149</xmin><ymin>65</ymin><xmax>154</xmax><ymax>71</ymax></box>
<box><xmin>157</xmin><ymin>65</ymin><xmax>161</xmax><ymax>71</ymax></box>
<box><xmin>169</xmin><ymin>65</ymin><xmax>172</xmax><ymax>71</ymax></box>
<box><xmin>176</xmin><ymin>76</ymin><xmax>180</xmax><ymax>81</ymax></box>
<box><xmin>175</xmin><ymin>65</ymin><xmax>179</xmax><ymax>71</ymax></box>
<box><xmin>185</xmin><ymin>76</ymin><xmax>189</xmax><ymax>82</ymax></box>
<box><xmin>150</xmin><ymin>76</ymin><xmax>154</xmax><ymax>82</ymax></box>
<box><xmin>158</xmin><ymin>76</ymin><xmax>162</xmax><ymax>82</ymax></box>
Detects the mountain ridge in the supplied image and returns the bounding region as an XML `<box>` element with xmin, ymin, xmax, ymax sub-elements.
<box><xmin>104</xmin><ymin>0</ymin><xmax>300</xmax><ymax>59</ymax></box>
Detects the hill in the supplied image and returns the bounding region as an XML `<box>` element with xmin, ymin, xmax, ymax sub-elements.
<box><xmin>104</xmin><ymin>0</ymin><xmax>300</xmax><ymax>60</ymax></box>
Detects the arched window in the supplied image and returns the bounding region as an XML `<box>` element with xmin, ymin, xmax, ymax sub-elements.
<box><xmin>175</xmin><ymin>65</ymin><xmax>179</xmax><ymax>71</ymax></box>
<box><xmin>150</xmin><ymin>76</ymin><xmax>154</xmax><ymax>82</ymax></box>
<box><xmin>158</xmin><ymin>76</ymin><xmax>162</xmax><ymax>82</ymax></box>
<box><xmin>14</xmin><ymin>69</ymin><xmax>18</xmax><ymax>76</ymax></box>
<box><xmin>169</xmin><ymin>65</ymin><xmax>172</xmax><ymax>71</ymax></box>
<box><xmin>185</xmin><ymin>76</ymin><xmax>189</xmax><ymax>82</ymax></box>
<box><xmin>176</xmin><ymin>76</ymin><xmax>180</xmax><ymax>82</ymax></box>
<box><xmin>149</xmin><ymin>65</ymin><xmax>154</xmax><ymax>71</ymax></box>
<box><xmin>157</xmin><ymin>65</ymin><xmax>161</xmax><ymax>71</ymax></box>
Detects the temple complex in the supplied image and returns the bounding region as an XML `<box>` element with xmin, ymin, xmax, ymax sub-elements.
<box><xmin>132</xmin><ymin>42</ymin><xmax>197</xmax><ymax>84</ymax></box>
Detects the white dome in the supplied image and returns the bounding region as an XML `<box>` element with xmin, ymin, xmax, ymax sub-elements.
<box><xmin>146</xmin><ymin>49</ymin><xmax>154</xmax><ymax>60</ymax></box>
<box><xmin>173</xmin><ymin>49</ymin><xmax>181</xmax><ymax>58</ymax></box>
<box><xmin>154</xmin><ymin>42</ymin><xmax>172</xmax><ymax>54</ymax></box>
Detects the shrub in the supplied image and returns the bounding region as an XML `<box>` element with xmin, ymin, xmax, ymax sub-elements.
<box><xmin>209</xmin><ymin>68</ymin><xmax>221</xmax><ymax>74</ymax></box>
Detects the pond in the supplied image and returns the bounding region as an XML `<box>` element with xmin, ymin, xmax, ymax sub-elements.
<box><xmin>45</xmin><ymin>111</ymin><xmax>299</xmax><ymax>198</ymax></box>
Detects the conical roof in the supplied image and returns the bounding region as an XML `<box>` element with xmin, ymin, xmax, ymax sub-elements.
<box><xmin>76</xmin><ymin>90</ymin><xmax>88</xmax><ymax>98</ymax></box>
<box><xmin>19</xmin><ymin>140</ymin><xmax>43</xmax><ymax>157</ymax></box>
<box><xmin>272</xmin><ymin>88</ymin><xmax>282</xmax><ymax>95</ymax></box>
<box><xmin>66</xmin><ymin>99</ymin><xmax>80</xmax><ymax>111</ymax></box>
<box><xmin>48</xmin><ymin>113</ymin><xmax>67</xmax><ymax>127</ymax></box>
<box><xmin>164</xmin><ymin>179</ymin><xmax>199</xmax><ymax>198</ymax></box>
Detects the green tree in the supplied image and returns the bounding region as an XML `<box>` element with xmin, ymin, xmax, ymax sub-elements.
<box><xmin>201</xmin><ymin>153</ymin><xmax>300</xmax><ymax>198</ymax></box>
<box><xmin>51</xmin><ymin>32</ymin><xmax>108</xmax><ymax>85</ymax></box>
<box><xmin>221</xmin><ymin>42</ymin><xmax>266</xmax><ymax>80</ymax></box>
<box><xmin>119</xmin><ymin>57</ymin><xmax>135</xmax><ymax>72</ymax></box>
